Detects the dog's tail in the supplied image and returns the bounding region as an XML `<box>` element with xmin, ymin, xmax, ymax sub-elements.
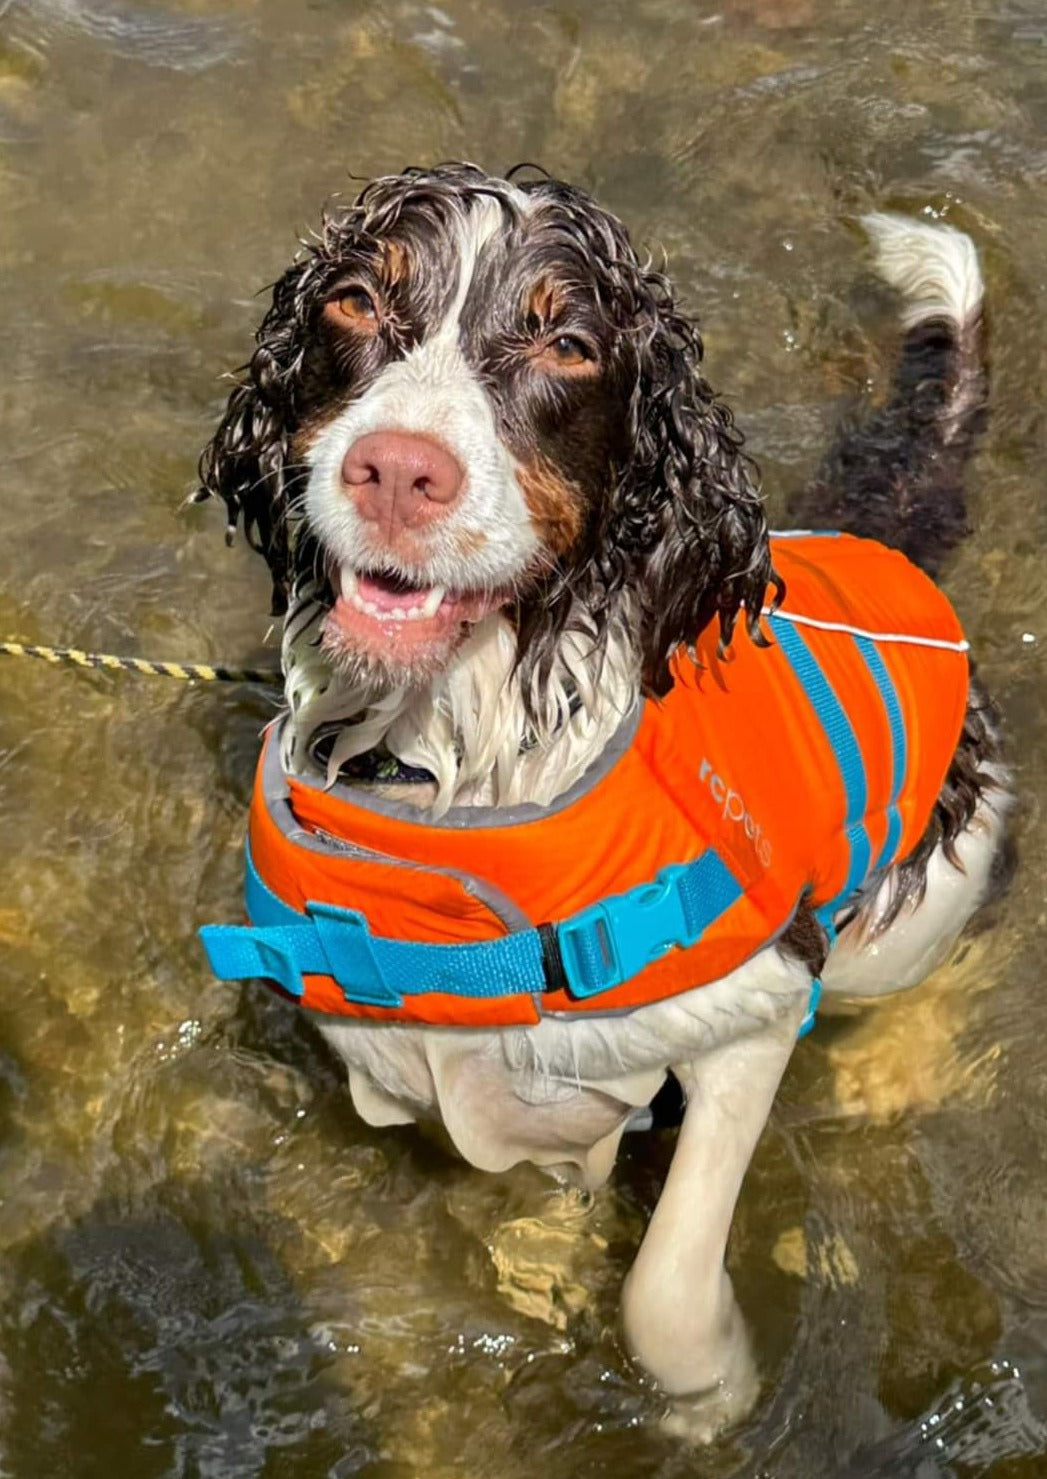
<box><xmin>794</xmin><ymin>214</ymin><xmax>987</xmax><ymax>576</ymax></box>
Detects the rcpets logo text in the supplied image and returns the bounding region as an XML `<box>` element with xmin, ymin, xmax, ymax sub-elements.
<box><xmin>699</xmin><ymin>759</ymin><xmax>773</xmax><ymax>867</ymax></box>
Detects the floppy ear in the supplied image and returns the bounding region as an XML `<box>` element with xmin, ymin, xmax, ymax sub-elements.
<box><xmin>196</xmin><ymin>257</ymin><xmax>320</xmax><ymax>616</ymax></box>
<box><xmin>620</xmin><ymin>304</ymin><xmax>779</xmax><ymax>696</ymax></box>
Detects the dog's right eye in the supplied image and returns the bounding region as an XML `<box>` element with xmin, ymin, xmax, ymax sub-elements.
<box><xmin>326</xmin><ymin>287</ymin><xmax>379</xmax><ymax>331</ymax></box>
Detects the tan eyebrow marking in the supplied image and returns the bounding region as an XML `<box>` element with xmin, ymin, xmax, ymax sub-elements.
<box><xmin>526</xmin><ymin>275</ymin><xmax>565</xmax><ymax>325</ymax></box>
<box><xmin>382</xmin><ymin>238</ymin><xmax>410</xmax><ymax>285</ymax></box>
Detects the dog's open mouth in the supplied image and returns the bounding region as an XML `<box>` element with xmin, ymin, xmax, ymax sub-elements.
<box><xmin>322</xmin><ymin>564</ymin><xmax>508</xmax><ymax>671</ymax></box>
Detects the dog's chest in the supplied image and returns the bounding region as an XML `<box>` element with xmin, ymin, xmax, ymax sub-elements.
<box><xmin>315</xmin><ymin>1018</ymin><xmax>667</xmax><ymax>1189</ymax></box>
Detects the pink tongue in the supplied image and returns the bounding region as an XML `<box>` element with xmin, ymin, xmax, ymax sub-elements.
<box><xmin>356</xmin><ymin>573</ymin><xmax>433</xmax><ymax>613</ymax></box>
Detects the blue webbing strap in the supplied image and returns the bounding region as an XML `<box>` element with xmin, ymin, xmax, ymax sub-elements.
<box><xmin>199</xmin><ymin>843</ymin><xmax>744</xmax><ymax>1011</ymax></box>
<box><xmin>797</xmin><ymin>977</ymin><xmax>822</xmax><ymax>1038</ymax></box>
<box><xmin>201</xmin><ymin>848</ymin><xmax>544</xmax><ymax>1008</ymax></box>
<box><xmin>853</xmin><ymin>635</ymin><xmax>908</xmax><ymax>872</ymax></box>
<box><xmin>767</xmin><ymin>615</ymin><xmax>872</xmax><ymax>930</ymax></box>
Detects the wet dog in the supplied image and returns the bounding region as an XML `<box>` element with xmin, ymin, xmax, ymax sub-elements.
<box><xmin>199</xmin><ymin>165</ymin><xmax>1009</xmax><ymax>1433</ymax></box>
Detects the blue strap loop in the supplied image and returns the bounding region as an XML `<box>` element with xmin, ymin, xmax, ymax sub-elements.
<box><xmin>797</xmin><ymin>977</ymin><xmax>822</xmax><ymax>1038</ymax></box>
<box><xmin>767</xmin><ymin>615</ymin><xmax>872</xmax><ymax>926</ymax></box>
<box><xmin>853</xmin><ymin>635</ymin><xmax>908</xmax><ymax>872</ymax></box>
<box><xmin>200</xmin><ymin>841</ymin><xmax>744</xmax><ymax>1011</ymax></box>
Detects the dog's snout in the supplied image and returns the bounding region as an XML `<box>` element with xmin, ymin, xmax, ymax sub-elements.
<box><xmin>342</xmin><ymin>431</ymin><xmax>464</xmax><ymax>537</ymax></box>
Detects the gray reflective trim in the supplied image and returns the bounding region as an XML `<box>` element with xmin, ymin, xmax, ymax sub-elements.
<box><xmin>261</xmin><ymin>737</ymin><xmax>532</xmax><ymax>933</ymax></box>
<box><xmin>271</xmin><ymin>701</ymin><xmax>643</xmax><ymax>831</ymax></box>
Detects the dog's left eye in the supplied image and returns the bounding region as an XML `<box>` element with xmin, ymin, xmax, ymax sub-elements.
<box><xmin>552</xmin><ymin>335</ymin><xmax>590</xmax><ymax>363</ymax></box>
<box><xmin>325</xmin><ymin>286</ymin><xmax>380</xmax><ymax>331</ymax></box>
<box><xmin>534</xmin><ymin>334</ymin><xmax>597</xmax><ymax>374</ymax></box>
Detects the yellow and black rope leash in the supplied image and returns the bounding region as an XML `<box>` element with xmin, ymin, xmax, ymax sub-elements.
<box><xmin>0</xmin><ymin>641</ymin><xmax>282</xmax><ymax>686</ymax></box>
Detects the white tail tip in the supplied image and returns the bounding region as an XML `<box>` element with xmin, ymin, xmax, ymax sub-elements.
<box><xmin>862</xmin><ymin>212</ymin><xmax>983</xmax><ymax>330</ymax></box>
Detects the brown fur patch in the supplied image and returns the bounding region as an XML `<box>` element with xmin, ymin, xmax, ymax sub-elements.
<box><xmin>456</xmin><ymin>527</ymin><xmax>488</xmax><ymax>557</ymax></box>
<box><xmin>289</xmin><ymin>417</ymin><xmax>328</xmax><ymax>464</ymax></box>
<box><xmin>517</xmin><ymin>458</ymin><xmax>584</xmax><ymax>554</ymax></box>
<box><xmin>527</xmin><ymin>275</ymin><xmax>564</xmax><ymax>326</ymax></box>
<box><xmin>779</xmin><ymin>900</ymin><xmax>829</xmax><ymax>976</ymax></box>
<box><xmin>290</xmin><ymin>396</ymin><xmax>361</xmax><ymax>464</ymax></box>
<box><xmin>382</xmin><ymin>238</ymin><xmax>409</xmax><ymax>286</ymax></box>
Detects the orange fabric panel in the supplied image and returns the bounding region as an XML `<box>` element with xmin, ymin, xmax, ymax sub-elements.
<box><xmin>250</xmin><ymin>779</ymin><xmax>511</xmax><ymax>946</ymax></box>
<box><xmin>873</xmin><ymin>636</ymin><xmax>969</xmax><ymax>863</ymax></box>
<box><xmin>773</xmin><ymin>616</ymin><xmax>895</xmax><ymax>905</ymax></box>
<box><xmin>671</xmin><ymin>634</ymin><xmax>847</xmax><ymax>907</ymax></box>
<box><xmin>783</xmin><ymin>536</ymin><xmax>968</xmax><ymax>871</ymax></box>
<box><xmin>249</xmin><ymin>772</ymin><xmax>543</xmax><ymax>1025</ymax></box>
<box><xmin>285</xmin><ymin>733</ymin><xmax>708</xmax><ymax>926</ymax></box>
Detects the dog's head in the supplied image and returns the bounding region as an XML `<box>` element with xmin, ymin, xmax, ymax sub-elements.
<box><xmin>200</xmin><ymin>162</ymin><xmax>775</xmax><ymax>704</ymax></box>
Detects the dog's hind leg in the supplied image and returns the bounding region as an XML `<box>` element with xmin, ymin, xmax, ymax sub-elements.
<box><xmin>793</xmin><ymin>213</ymin><xmax>987</xmax><ymax>577</ymax></box>
<box><xmin>619</xmin><ymin>993</ymin><xmax>806</xmax><ymax>1437</ymax></box>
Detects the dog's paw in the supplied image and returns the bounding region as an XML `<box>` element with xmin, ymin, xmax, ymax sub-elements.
<box><xmin>655</xmin><ymin>1330</ymin><xmax>761</xmax><ymax>1444</ymax></box>
<box><xmin>624</xmin><ymin>1275</ymin><xmax>761</xmax><ymax>1443</ymax></box>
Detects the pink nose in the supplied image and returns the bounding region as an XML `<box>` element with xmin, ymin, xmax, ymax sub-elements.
<box><xmin>341</xmin><ymin>431</ymin><xmax>464</xmax><ymax>537</ymax></box>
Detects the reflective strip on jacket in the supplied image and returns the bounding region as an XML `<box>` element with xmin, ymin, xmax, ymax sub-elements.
<box><xmin>201</xmin><ymin>533</ymin><xmax>970</xmax><ymax>1026</ymax></box>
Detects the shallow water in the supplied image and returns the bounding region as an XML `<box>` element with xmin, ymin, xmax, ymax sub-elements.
<box><xmin>2</xmin><ymin>0</ymin><xmax>1047</xmax><ymax>1472</ymax></box>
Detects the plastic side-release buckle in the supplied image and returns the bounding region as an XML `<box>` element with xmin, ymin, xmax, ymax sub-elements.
<box><xmin>307</xmin><ymin>900</ymin><xmax>403</xmax><ymax>1009</ymax></box>
<box><xmin>557</xmin><ymin>862</ymin><xmax>699</xmax><ymax>1000</ymax></box>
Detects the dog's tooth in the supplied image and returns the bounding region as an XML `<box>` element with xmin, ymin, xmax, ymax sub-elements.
<box><xmin>339</xmin><ymin>570</ymin><xmax>444</xmax><ymax>623</ymax></box>
<box><xmin>419</xmin><ymin>585</ymin><xmax>446</xmax><ymax>619</ymax></box>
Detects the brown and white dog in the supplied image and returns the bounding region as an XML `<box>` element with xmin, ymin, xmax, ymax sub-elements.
<box><xmin>199</xmin><ymin>164</ymin><xmax>1009</xmax><ymax>1433</ymax></box>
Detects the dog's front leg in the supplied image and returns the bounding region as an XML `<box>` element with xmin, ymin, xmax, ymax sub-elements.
<box><xmin>619</xmin><ymin>1003</ymin><xmax>803</xmax><ymax>1433</ymax></box>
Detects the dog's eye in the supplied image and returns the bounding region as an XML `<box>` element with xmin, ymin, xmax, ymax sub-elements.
<box><xmin>534</xmin><ymin>334</ymin><xmax>597</xmax><ymax>375</ymax></box>
<box><xmin>552</xmin><ymin>335</ymin><xmax>590</xmax><ymax>364</ymax></box>
<box><xmin>327</xmin><ymin>287</ymin><xmax>379</xmax><ymax>330</ymax></box>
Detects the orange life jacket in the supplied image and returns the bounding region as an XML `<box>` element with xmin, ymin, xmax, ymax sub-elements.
<box><xmin>200</xmin><ymin>533</ymin><xmax>970</xmax><ymax>1027</ymax></box>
